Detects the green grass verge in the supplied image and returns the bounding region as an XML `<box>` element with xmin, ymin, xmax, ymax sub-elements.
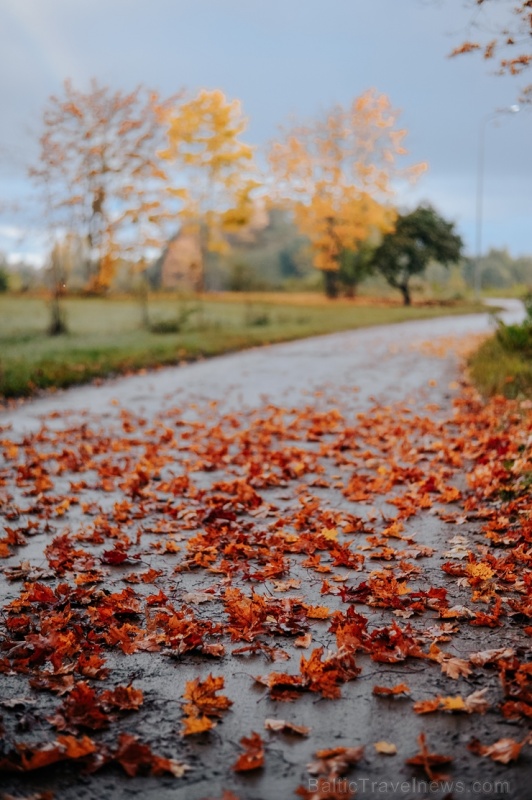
<box><xmin>469</xmin><ymin>329</ymin><xmax>532</xmax><ymax>399</ymax></box>
<box><xmin>0</xmin><ymin>293</ymin><xmax>485</xmax><ymax>399</ymax></box>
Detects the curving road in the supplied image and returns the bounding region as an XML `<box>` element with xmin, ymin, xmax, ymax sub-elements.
<box><xmin>0</xmin><ymin>300</ymin><xmax>523</xmax><ymax>435</ymax></box>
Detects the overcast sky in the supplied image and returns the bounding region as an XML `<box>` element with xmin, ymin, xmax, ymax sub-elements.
<box><xmin>0</xmin><ymin>0</ymin><xmax>530</xmax><ymax>264</ymax></box>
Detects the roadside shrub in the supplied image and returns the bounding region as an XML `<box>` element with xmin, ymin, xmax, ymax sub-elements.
<box><xmin>496</xmin><ymin>292</ymin><xmax>532</xmax><ymax>355</ymax></box>
<box><xmin>0</xmin><ymin>267</ymin><xmax>9</xmax><ymax>293</ymax></box>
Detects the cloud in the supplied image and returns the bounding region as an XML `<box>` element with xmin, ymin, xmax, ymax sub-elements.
<box><xmin>0</xmin><ymin>0</ymin><xmax>530</xmax><ymax>260</ymax></box>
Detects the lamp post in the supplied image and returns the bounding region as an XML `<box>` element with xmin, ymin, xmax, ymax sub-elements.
<box><xmin>474</xmin><ymin>104</ymin><xmax>519</xmax><ymax>300</ymax></box>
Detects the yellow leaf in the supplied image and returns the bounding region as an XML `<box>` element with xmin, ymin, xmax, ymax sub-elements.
<box><xmin>374</xmin><ymin>741</ymin><xmax>397</xmax><ymax>755</ymax></box>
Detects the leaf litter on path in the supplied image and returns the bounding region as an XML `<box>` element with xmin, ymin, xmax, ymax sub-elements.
<box><xmin>0</xmin><ymin>373</ymin><xmax>531</xmax><ymax>796</ymax></box>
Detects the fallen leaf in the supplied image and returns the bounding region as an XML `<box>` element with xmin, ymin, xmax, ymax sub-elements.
<box><xmin>307</xmin><ymin>746</ymin><xmax>364</xmax><ymax>777</ymax></box>
<box><xmin>101</xmin><ymin>685</ymin><xmax>144</xmax><ymax>711</ymax></box>
<box><xmin>374</xmin><ymin>741</ymin><xmax>397</xmax><ymax>755</ymax></box>
<box><xmin>468</xmin><ymin>736</ymin><xmax>528</xmax><ymax>764</ymax></box>
<box><xmin>182</xmin><ymin>674</ymin><xmax>232</xmax><ymax>735</ymax></box>
<box><xmin>182</xmin><ymin>591</ymin><xmax>214</xmax><ymax>604</ymax></box>
<box><xmin>372</xmin><ymin>683</ymin><xmax>410</xmax><ymax>697</ymax></box>
<box><xmin>264</xmin><ymin>718</ymin><xmax>310</xmax><ymax>736</ymax></box>
<box><xmin>182</xmin><ymin>714</ymin><xmax>215</xmax><ymax>736</ymax></box>
<box><xmin>469</xmin><ymin>647</ymin><xmax>515</xmax><ymax>666</ymax></box>
<box><xmin>406</xmin><ymin>732</ymin><xmax>453</xmax><ymax>780</ymax></box>
<box><xmin>232</xmin><ymin>732</ymin><xmax>264</xmax><ymax>772</ymax></box>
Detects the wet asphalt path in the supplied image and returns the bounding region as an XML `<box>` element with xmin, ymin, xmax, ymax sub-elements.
<box><xmin>0</xmin><ymin>301</ymin><xmax>523</xmax><ymax>436</ymax></box>
<box><xmin>0</xmin><ymin>300</ymin><xmax>528</xmax><ymax>800</ymax></box>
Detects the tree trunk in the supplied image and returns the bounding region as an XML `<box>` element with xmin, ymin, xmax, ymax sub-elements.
<box><xmin>139</xmin><ymin>272</ymin><xmax>150</xmax><ymax>329</ymax></box>
<box><xmin>48</xmin><ymin>252</ymin><xmax>67</xmax><ymax>336</ymax></box>
<box><xmin>324</xmin><ymin>270</ymin><xmax>339</xmax><ymax>299</ymax></box>
<box><xmin>48</xmin><ymin>292</ymin><xmax>67</xmax><ymax>336</ymax></box>
<box><xmin>400</xmin><ymin>283</ymin><xmax>411</xmax><ymax>306</ymax></box>
<box><xmin>344</xmin><ymin>283</ymin><xmax>356</xmax><ymax>299</ymax></box>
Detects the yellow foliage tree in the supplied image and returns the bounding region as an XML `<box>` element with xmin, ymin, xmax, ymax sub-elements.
<box><xmin>269</xmin><ymin>89</ymin><xmax>427</xmax><ymax>297</ymax></box>
<box><xmin>159</xmin><ymin>89</ymin><xmax>259</xmax><ymax>291</ymax></box>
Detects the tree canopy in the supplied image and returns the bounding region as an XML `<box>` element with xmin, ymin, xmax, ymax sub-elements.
<box><xmin>268</xmin><ymin>89</ymin><xmax>427</xmax><ymax>297</ymax></box>
<box><xmin>159</xmin><ymin>89</ymin><xmax>259</xmax><ymax>291</ymax></box>
<box><xmin>371</xmin><ymin>204</ymin><xmax>463</xmax><ymax>305</ymax></box>
<box><xmin>30</xmin><ymin>80</ymin><xmax>179</xmax><ymax>292</ymax></box>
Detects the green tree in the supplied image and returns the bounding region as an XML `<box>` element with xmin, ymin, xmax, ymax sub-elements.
<box><xmin>268</xmin><ymin>89</ymin><xmax>426</xmax><ymax>298</ymax></box>
<box><xmin>0</xmin><ymin>254</ymin><xmax>9</xmax><ymax>292</ymax></box>
<box><xmin>338</xmin><ymin>235</ymin><xmax>380</xmax><ymax>297</ymax></box>
<box><xmin>371</xmin><ymin>204</ymin><xmax>463</xmax><ymax>306</ymax></box>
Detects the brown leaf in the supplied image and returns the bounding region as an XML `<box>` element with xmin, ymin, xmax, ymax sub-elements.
<box><xmin>406</xmin><ymin>732</ymin><xmax>453</xmax><ymax>780</ymax></box>
<box><xmin>307</xmin><ymin>746</ymin><xmax>364</xmax><ymax>777</ymax></box>
<box><xmin>468</xmin><ymin>736</ymin><xmax>528</xmax><ymax>764</ymax></box>
<box><xmin>372</xmin><ymin>683</ymin><xmax>410</xmax><ymax>697</ymax></box>
<box><xmin>232</xmin><ymin>732</ymin><xmax>264</xmax><ymax>772</ymax></box>
<box><xmin>428</xmin><ymin>643</ymin><xmax>471</xmax><ymax>679</ymax></box>
<box><xmin>469</xmin><ymin>647</ymin><xmax>515</xmax><ymax>666</ymax></box>
<box><xmin>413</xmin><ymin>697</ymin><xmax>443</xmax><ymax>714</ymax></box>
<box><xmin>463</xmin><ymin>688</ymin><xmax>489</xmax><ymax>714</ymax></box>
<box><xmin>182</xmin><ymin>674</ymin><xmax>232</xmax><ymax>735</ymax></box>
<box><xmin>0</xmin><ymin>735</ymin><xmax>98</xmax><ymax>773</ymax></box>
<box><xmin>49</xmin><ymin>682</ymin><xmax>109</xmax><ymax>731</ymax></box>
<box><xmin>183</xmin><ymin>674</ymin><xmax>232</xmax><ymax>718</ymax></box>
<box><xmin>440</xmin><ymin>656</ymin><xmax>471</xmax><ymax>679</ymax></box>
<box><xmin>414</xmin><ymin>689</ymin><xmax>489</xmax><ymax>715</ymax></box>
<box><xmin>2</xmin><ymin>793</ymin><xmax>54</xmax><ymax>800</ymax></box>
<box><xmin>113</xmin><ymin>732</ymin><xmax>190</xmax><ymax>777</ymax></box>
<box><xmin>264</xmin><ymin>718</ymin><xmax>310</xmax><ymax>736</ymax></box>
<box><xmin>100</xmin><ymin>685</ymin><xmax>143</xmax><ymax>711</ymax></box>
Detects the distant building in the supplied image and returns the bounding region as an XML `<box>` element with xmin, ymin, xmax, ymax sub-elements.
<box><xmin>159</xmin><ymin>232</ymin><xmax>203</xmax><ymax>291</ymax></box>
<box><xmin>156</xmin><ymin>202</ymin><xmax>270</xmax><ymax>290</ymax></box>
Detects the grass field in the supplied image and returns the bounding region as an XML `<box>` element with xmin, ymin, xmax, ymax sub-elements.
<box><xmin>0</xmin><ymin>292</ymin><xmax>485</xmax><ymax>399</ymax></box>
<box><xmin>468</xmin><ymin>326</ymin><xmax>532</xmax><ymax>399</ymax></box>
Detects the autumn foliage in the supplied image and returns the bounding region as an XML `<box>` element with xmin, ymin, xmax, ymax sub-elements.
<box><xmin>30</xmin><ymin>80</ymin><xmax>180</xmax><ymax>292</ymax></box>
<box><xmin>31</xmin><ymin>81</ymin><xmax>432</xmax><ymax>302</ymax></box>
<box><xmin>1</xmin><ymin>365</ymin><xmax>531</xmax><ymax>792</ymax></box>
<box><xmin>450</xmin><ymin>1</ymin><xmax>532</xmax><ymax>102</ymax></box>
<box><xmin>160</xmin><ymin>88</ymin><xmax>260</xmax><ymax>289</ymax></box>
<box><xmin>269</xmin><ymin>89</ymin><xmax>427</xmax><ymax>296</ymax></box>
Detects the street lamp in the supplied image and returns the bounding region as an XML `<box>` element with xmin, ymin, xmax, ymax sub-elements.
<box><xmin>474</xmin><ymin>104</ymin><xmax>519</xmax><ymax>300</ymax></box>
